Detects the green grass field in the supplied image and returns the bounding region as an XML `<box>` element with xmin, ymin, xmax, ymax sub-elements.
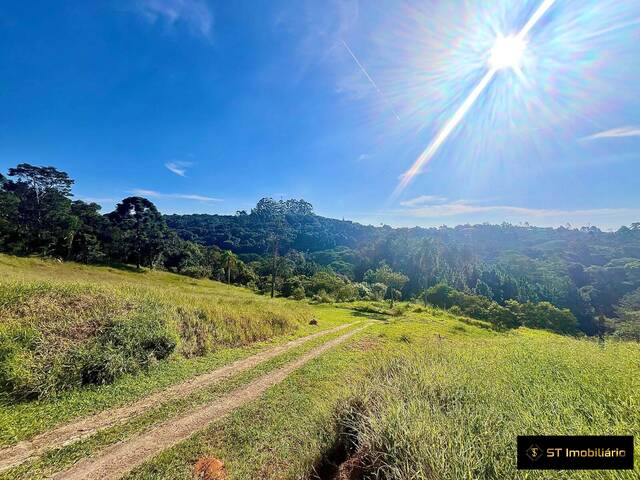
<box><xmin>0</xmin><ymin>255</ymin><xmax>638</xmax><ymax>479</ymax></box>
<box><xmin>0</xmin><ymin>254</ymin><xmax>312</xmax><ymax>400</ymax></box>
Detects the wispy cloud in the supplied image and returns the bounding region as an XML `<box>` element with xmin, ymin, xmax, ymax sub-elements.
<box><xmin>357</xmin><ymin>153</ymin><xmax>370</xmax><ymax>162</ymax></box>
<box><xmin>135</xmin><ymin>0</ymin><xmax>213</xmax><ymax>39</ymax></box>
<box><xmin>398</xmin><ymin>198</ymin><xmax>640</xmax><ymax>220</ymax></box>
<box><xmin>164</xmin><ymin>161</ymin><xmax>191</xmax><ymax>177</ymax></box>
<box><xmin>132</xmin><ymin>189</ymin><xmax>221</xmax><ymax>202</ymax></box>
<box><xmin>77</xmin><ymin>196</ymin><xmax>116</xmax><ymax>204</ymax></box>
<box><xmin>582</xmin><ymin>126</ymin><xmax>640</xmax><ymax>140</ymax></box>
<box><xmin>399</xmin><ymin>195</ymin><xmax>448</xmax><ymax>207</ymax></box>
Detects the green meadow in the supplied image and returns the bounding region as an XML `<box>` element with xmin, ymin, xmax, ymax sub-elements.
<box><xmin>0</xmin><ymin>254</ymin><xmax>312</xmax><ymax>400</ymax></box>
<box><xmin>0</xmin><ymin>255</ymin><xmax>638</xmax><ymax>479</ymax></box>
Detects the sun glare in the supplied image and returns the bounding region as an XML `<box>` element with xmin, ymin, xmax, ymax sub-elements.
<box><xmin>489</xmin><ymin>35</ymin><xmax>526</xmax><ymax>70</ymax></box>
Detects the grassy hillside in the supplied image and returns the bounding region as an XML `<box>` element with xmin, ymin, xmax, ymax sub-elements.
<box><xmin>0</xmin><ymin>254</ymin><xmax>311</xmax><ymax>400</ymax></box>
<box><xmin>0</xmin><ymin>254</ymin><xmax>637</xmax><ymax>479</ymax></box>
<box><xmin>123</xmin><ymin>313</ymin><xmax>639</xmax><ymax>480</ymax></box>
<box><xmin>341</xmin><ymin>325</ymin><xmax>639</xmax><ymax>479</ymax></box>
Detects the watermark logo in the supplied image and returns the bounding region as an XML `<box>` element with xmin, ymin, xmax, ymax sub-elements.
<box><xmin>517</xmin><ymin>435</ymin><xmax>634</xmax><ymax>470</ymax></box>
<box><xmin>526</xmin><ymin>444</ymin><xmax>544</xmax><ymax>462</ymax></box>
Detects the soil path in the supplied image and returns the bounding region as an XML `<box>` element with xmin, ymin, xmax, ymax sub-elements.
<box><xmin>0</xmin><ymin>322</ymin><xmax>356</xmax><ymax>473</ymax></box>
<box><xmin>52</xmin><ymin>324</ymin><xmax>369</xmax><ymax>480</ymax></box>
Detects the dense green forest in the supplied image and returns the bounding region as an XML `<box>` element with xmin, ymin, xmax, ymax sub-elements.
<box><xmin>1</xmin><ymin>163</ymin><xmax>639</xmax><ymax>339</ymax></box>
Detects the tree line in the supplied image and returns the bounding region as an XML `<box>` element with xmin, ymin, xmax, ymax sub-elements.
<box><xmin>1</xmin><ymin>163</ymin><xmax>639</xmax><ymax>339</ymax></box>
<box><xmin>167</xmin><ymin>201</ymin><xmax>640</xmax><ymax>338</ymax></box>
<box><xmin>0</xmin><ymin>164</ymin><xmax>241</xmax><ymax>278</ymax></box>
<box><xmin>0</xmin><ymin>164</ymin><xmax>408</xmax><ymax>305</ymax></box>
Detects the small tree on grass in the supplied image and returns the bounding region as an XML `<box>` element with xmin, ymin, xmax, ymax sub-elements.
<box><xmin>221</xmin><ymin>250</ymin><xmax>237</xmax><ymax>284</ymax></box>
<box><xmin>425</xmin><ymin>283</ymin><xmax>453</xmax><ymax>309</ymax></box>
<box><xmin>364</xmin><ymin>264</ymin><xmax>409</xmax><ymax>307</ymax></box>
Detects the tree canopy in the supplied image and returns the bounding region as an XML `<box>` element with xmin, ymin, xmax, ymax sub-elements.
<box><xmin>1</xmin><ymin>163</ymin><xmax>639</xmax><ymax>338</ymax></box>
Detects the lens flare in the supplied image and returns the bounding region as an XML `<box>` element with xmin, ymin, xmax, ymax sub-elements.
<box><xmin>393</xmin><ymin>0</ymin><xmax>556</xmax><ymax>198</ymax></box>
<box><xmin>490</xmin><ymin>35</ymin><xmax>526</xmax><ymax>70</ymax></box>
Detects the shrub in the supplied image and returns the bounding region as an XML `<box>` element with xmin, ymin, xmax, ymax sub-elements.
<box><xmin>0</xmin><ymin>275</ymin><xmax>309</xmax><ymax>400</ymax></box>
<box><xmin>312</xmin><ymin>290</ymin><xmax>334</xmax><ymax>304</ymax></box>
<box><xmin>335</xmin><ymin>284</ymin><xmax>358</xmax><ymax>302</ymax></box>
<box><xmin>425</xmin><ymin>284</ymin><xmax>578</xmax><ymax>334</ymax></box>
<box><xmin>0</xmin><ymin>323</ymin><xmax>43</xmax><ymax>399</ymax></box>
<box><xmin>292</xmin><ymin>286</ymin><xmax>306</xmax><ymax>300</ymax></box>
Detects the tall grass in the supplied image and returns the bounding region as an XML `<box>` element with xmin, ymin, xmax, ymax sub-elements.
<box><xmin>0</xmin><ymin>255</ymin><xmax>311</xmax><ymax>400</ymax></box>
<box><xmin>341</xmin><ymin>329</ymin><xmax>640</xmax><ymax>479</ymax></box>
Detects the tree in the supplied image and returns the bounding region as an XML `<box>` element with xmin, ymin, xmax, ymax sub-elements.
<box><xmin>68</xmin><ymin>200</ymin><xmax>108</xmax><ymax>263</ymax></box>
<box><xmin>7</xmin><ymin>163</ymin><xmax>73</xmax><ymax>199</ymax></box>
<box><xmin>252</xmin><ymin>199</ymin><xmax>294</xmax><ymax>297</ymax></box>
<box><xmin>612</xmin><ymin>288</ymin><xmax>640</xmax><ymax>340</ymax></box>
<box><xmin>371</xmin><ymin>283</ymin><xmax>387</xmax><ymax>301</ymax></box>
<box><xmin>425</xmin><ymin>283</ymin><xmax>454</xmax><ymax>309</ymax></box>
<box><xmin>221</xmin><ymin>250</ymin><xmax>238</xmax><ymax>284</ymax></box>
<box><xmin>474</xmin><ymin>279</ymin><xmax>494</xmax><ymax>299</ymax></box>
<box><xmin>0</xmin><ymin>174</ymin><xmax>20</xmax><ymax>250</ymax></box>
<box><xmin>509</xmin><ymin>301</ymin><xmax>578</xmax><ymax>334</ymax></box>
<box><xmin>107</xmin><ymin>197</ymin><xmax>168</xmax><ymax>268</ymax></box>
<box><xmin>5</xmin><ymin>164</ymin><xmax>75</xmax><ymax>255</ymax></box>
<box><xmin>364</xmin><ymin>264</ymin><xmax>409</xmax><ymax>306</ymax></box>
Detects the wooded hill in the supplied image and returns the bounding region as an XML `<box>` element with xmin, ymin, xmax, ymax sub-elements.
<box><xmin>1</xmin><ymin>163</ymin><xmax>639</xmax><ymax>338</ymax></box>
<box><xmin>166</xmin><ymin>200</ymin><xmax>640</xmax><ymax>336</ymax></box>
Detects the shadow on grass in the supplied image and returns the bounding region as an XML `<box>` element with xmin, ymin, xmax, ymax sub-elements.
<box><xmin>350</xmin><ymin>311</ymin><xmax>389</xmax><ymax>322</ymax></box>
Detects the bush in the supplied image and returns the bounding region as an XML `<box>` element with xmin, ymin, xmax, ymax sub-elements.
<box><xmin>0</xmin><ymin>276</ymin><xmax>309</xmax><ymax>400</ymax></box>
<box><xmin>0</xmin><ymin>297</ymin><xmax>178</xmax><ymax>399</ymax></box>
<box><xmin>181</xmin><ymin>265</ymin><xmax>212</xmax><ymax>279</ymax></box>
<box><xmin>425</xmin><ymin>284</ymin><xmax>578</xmax><ymax>334</ymax></box>
<box><xmin>292</xmin><ymin>286</ymin><xmax>306</xmax><ymax>300</ymax></box>
<box><xmin>0</xmin><ymin>323</ymin><xmax>43</xmax><ymax>399</ymax></box>
<box><xmin>609</xmin><ymin>321</ymin><xmax>640</xmax><ymax>341</ymax></box>
<box><xmin>335</xmin><ymin>284</ymin><xmax>358</xmax><ymax>302</ymax></box>
<box><xmin>311</xmin><ymin>290</ymin><xmax>334</xmax><ymax>304</ymax></box>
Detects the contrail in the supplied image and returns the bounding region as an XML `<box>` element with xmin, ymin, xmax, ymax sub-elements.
<box><xmin>393</xmin><ymin>0</ymin><xmax>556</xmax><ymax>198</ymax></box>
<box><xmin>341</xmin><ymin>39</ymin><xmax>401</xmax><ymax>120</ymax></box>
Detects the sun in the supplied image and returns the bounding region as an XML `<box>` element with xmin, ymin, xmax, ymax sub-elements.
<box><xmin>489</xmin><ymin>35</ymin><xmax>526</xmax><ymax>70</ymax></box>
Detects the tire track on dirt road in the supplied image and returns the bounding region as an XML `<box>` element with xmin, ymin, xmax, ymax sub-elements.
<box><xmin>52</xmin><ymin>323</ymin><xmax>370</xmax><ymax>480</ymax></box>
<box><xmin>0</xmin><ymin>322</ymin><xmax>357</xmax><ymax>473</ymax></box>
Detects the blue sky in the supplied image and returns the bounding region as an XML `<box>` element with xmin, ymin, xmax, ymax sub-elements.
<box><xmin>1</xmin><ymin>0</ymin><xmax>639</xmax><ymax>229</ymax></box>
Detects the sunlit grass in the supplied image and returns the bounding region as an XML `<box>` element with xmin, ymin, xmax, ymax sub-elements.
<box><xmin>344</xmin><ymin>327</ymin><xmax>640</xmax><ymax>479</ymax></box>
<box><xmin>0</xmin><ymin>254</ymin><xmax>311</xmax><ymax>400</ymax></box>
<box><xmin>1</xmin><ymin>255</ymin><xmax>637</xmax><ymax>479</ymax></box>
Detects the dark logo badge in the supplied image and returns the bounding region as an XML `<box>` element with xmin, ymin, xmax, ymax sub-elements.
<box><xmin>526</xmin><ymin>444</ymin><xmax>544</xmax><ymax>462</ymax></box>
<box><xmin>517</xmin><ymin>435</ymin><xmax>634</xmax><ymax>470</ymax></box>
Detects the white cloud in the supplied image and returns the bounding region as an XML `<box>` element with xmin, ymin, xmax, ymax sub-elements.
<box><xmin>164</xmin><ymin>161</ymin><xmax>190</xmax><ymax>177</ymax></box>
<box><xmin>399</xmin><ymin>195</ymin><xmax>448</xmax><ymax>207</ymax></box>
<box><xmin>398</xmin><ymin>199</ymin><xmax>640</xmax><ymax>220</ymax></box>
<box><xmin>582</xmin><ymin>126</ymin><xmax>640</xmax><ymax>140</ymax></box>
<box><xmin>357</xmin><ymin>153</ymin><xmax>370</xmax><ymax>162</ymax></box>
<box><xmin>131</xmin><ymin>189</ymin><xmax>221</xmax><ymax>202</ymax></box>
<box><xmin>135</xmin><ymin>0</ymin><xmax>213</xmax><ymax>39</ymax></box>
<box><xmin>77</xmin><ymin>196</ymin><xmax>116</xmax><ymax>205</ymax></box>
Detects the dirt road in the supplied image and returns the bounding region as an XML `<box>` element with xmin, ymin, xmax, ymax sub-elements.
<box><xmin>52</xmin><ymin>324</ymin><xmax>369</xmax><ymax>480</ymax></box>
<box><xmin>0</xmin><ymin>322</ymin><xmax>356</xmax><ymax>473</ymax></box>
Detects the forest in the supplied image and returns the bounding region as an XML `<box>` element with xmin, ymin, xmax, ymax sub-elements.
<box><xmin>1</xmin><ymin>163</ymin><xmax>639</xmax><ymax>339</ymax></box>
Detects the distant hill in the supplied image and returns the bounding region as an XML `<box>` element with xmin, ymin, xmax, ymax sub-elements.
<box><xmin>165</xmin><ymin>207</ymin><xmax>640</xmax><ymax>333</ymax></box>
<box><xmin>165</xmin><ymin>212</ymin><xmax>382</xmax><ymax>254</ymax></box>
